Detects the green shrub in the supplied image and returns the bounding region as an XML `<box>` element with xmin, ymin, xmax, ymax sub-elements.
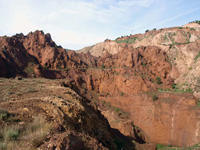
<box><xmin>156</xmin><ymin>144</ymin><xmax>164</xmax><ymax>149</ymax></box>
<box><xmin>152</xmin><ymin>94</ymin><xmax>158</xmax><ymax>101</ymax></box>
<box><xmin>197</xmin><ymin>101</ymin><xmax>200</xmax><ymax>107</ymax></box>
<box><xmin>156</xmin><ymin>144</ymin><xmax>172</xmax><ymax>150</ymax></box>
<box><xmin>0</xmin><ymin>109</ymin><xmax>9</xmax><ymax>121</ymax></box>
<box><xmin>23</xmin><ymin>62</ymin><xmax>34</xmax><ymax>75</ymax></box>
<box><xmin>57</xmin><ymin>65</ymin><xmax>61</xmax><ymax>69</ymax></box>
<box><xmin>158</xmin><ymin>88</ymin><xmax>171</xmax><ymax>92</ymax></box>
<box><xmin>44</xmin><ymin>64</ymin><xmax>48</xmax><ymax>70</ymax></box>
<box><xmin>189</xmin><ymin>20</ymin><xmax>200</xmax><ymax>25</ymax></box>
<box><xmin>141</xmin><ymin>62</ymin><xmax>146</xmax><ymax>67</ymax></box>
<box><xmin>116</xmin><ymin>108</ymin><xmax>120</xmax><ymax>113</ymax></box>
<box><xmin>185</xmin><ymin>88</ymin><xmax>193</xmax><ymax>93</ymax></box>
<box><xmin>121</xmin><ymin>92</ymin><xmax>124</xmax><ymax>96</ymax></box>
<box><xmin>156</xmin><ymin>77</ymin><xmax>162</xmax><ymax>85</ymax></box>
<box><xmin>195</xmin><ymin>51</ymin><xmax>200</xmax><ymax>62</ymax></box>
<box><xmin>163</xmin><ymin>35</ymin><xmax>168</xmax><ymax>41</ymax></box>
<box><xmin>5</xmin><ymin>127</ymin><xmax>20</xmax><ymax>141</ymax></box>
<box><xmin>115</xmin><ymin>37</ymin><xmax>137</xmax><ymax>44</ymax></box>
<box><xmin>113</xmin><ymin>138</ymin><xmax>126</xmax><ymax>149</ymax></box>
<box><xmin>172</xmin><ymin>84</ymin><xmax>178</xmax><ymax>89</ymax></box>
<box><xmin>101</xmin><ymin>64</ymin><xmax>105</xmax><ymax>69</ymax></box>
<box><xmin>0</xmin><ymin>125</ymin><xmax>21</xmax><ymax>143</ymax></box>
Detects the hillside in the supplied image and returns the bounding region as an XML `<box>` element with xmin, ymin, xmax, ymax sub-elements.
<box><xmin>1</xmin><ymin>22</ymin><xmax>200</xmax><ymax>149</ymax></box>
<box><xmin>78</xmin><ymin>23</ymin><xmax>200</xmax><ymax>98</ymax></box>
<box><xmin>0</xmin><ymin>78</ymin><xmax>121</xmax><ymax>149</ymax></box>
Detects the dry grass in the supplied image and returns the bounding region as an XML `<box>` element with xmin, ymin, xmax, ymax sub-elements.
<box><xmin>21</xmin><ymin>116</ymin><xmax>52</xmax><ymax>147</ymax></box>
<box><xmin>0</xmin><ymin>124</ymin><xmax>20</xmax><ymax>150</ymax></box>
<box><xmin>0</xmin><ymin>116</ymin><xmax>52</xmax><ymax>149</ymax></box>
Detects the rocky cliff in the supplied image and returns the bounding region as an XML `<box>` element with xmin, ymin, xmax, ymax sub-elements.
<box><xmin>78</xmin><ymin>23</ymin><xmax>200</xmax><ymax>98</ymax></box>
<box><xmin>1</xmin><ymin>23</ymin><xmax>200</xmax><ymax>149</ymax></box>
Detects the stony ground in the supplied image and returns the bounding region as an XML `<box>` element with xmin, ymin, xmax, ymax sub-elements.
<box><xmin>0</xmin><ymin>77</ymin><xmax>122</xmax><ymax>150</ymax></box>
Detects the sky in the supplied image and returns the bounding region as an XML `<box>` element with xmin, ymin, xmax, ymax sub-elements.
<box><xmin>0</xmin><ymin>0</ymin><xmax>200</xmax><ymax>50</ymax></box>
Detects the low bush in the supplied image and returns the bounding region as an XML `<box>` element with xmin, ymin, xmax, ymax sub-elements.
<box><xmin>115</xmin><ymin>108</ymin><xmax>120</xmax><ymax>113</ymax></box>
<box><xmin>0</xmin><ymin>124</ymin><xmax>20</xmax><ymax>150</ymax></box>
<box><xmin>101</xmin><ymin>64</ymin><xmax>105</xmax><ymax>69</ymax></box>
<box><xmin>172</xmin><ymin>84</ymin><xmax>178</xmax><ymax>89</ymax></box>
<box><xmin>156</xmin><ymin>77</ymin><xmax>162</xmax><ymax>85</ymax></box>
<box><xmin>157</xmin><ymin>144</ymin><xmax>173</xmax><ymax>150</ymax></box>
<box><xmin>113</xmin><ymin>138</ymin><xmax>126</xmax><ymax>149</ymax></box>
<box><xmin>0</xmin><ymin>108</ymin><xmax>9</xmax><ymax>121</ymax></box>
<box><xmin>4</xmin><ymin>125</ymin><xmax>20</xmax><ymax>141</ymax></box>
<box><xmin>189</xmin><ymin>20</ymin><xmax>200</xmax><ymax>25</ymax></box>
<box><xmin>195</xmin><ymin>51</ymin><xmax>200</xmax><ymax>62</ymax></box>
<box><xmin>152</xmin><ymin>94</ymin><xmax>158</xmax><ymax>101</ymax></box>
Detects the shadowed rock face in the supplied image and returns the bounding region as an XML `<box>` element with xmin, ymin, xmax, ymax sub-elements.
<box><xmin>0</xmin><ymin>56</ymin><xmax>7</xmax><ymax>77</ymax></box>
<box><xmin>0</xmin><ymin>36</ymin><xmax>38</xmax><ymax>77</ymax></box>
<box><xmin>0</xmin><ymin>31</ymin><xmax>97</xmax><ymax>78</ymax></box>
<box><xmin>1</xmin><ymin>27</ymin><xmax>200</xmax><ymax>148</ymax></box>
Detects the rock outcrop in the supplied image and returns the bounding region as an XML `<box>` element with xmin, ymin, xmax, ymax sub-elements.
<box><xmin>0</xmin><ymin>31</ymin><xmax>97</xmax><ymax>78</ymax></box>
<box><xmin>78</xmin><ymin>23</ymin><xmax>200</xmax><ymax>96</ymax></box>
<box><xmin>0</xmin><ymin>78</ymin><xmax>118</xmax><ymax>150</ymax></box>
<box><xmin>1</xmin><ymin>24</ymin><xmax>200</xmax><ymax>148</ymax></box>
<box><xmin>78</xmin><ymin>40</ymin><xmax>127</xmax><ymax>57</ymax></box>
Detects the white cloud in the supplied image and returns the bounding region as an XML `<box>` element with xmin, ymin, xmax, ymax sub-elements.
<box><xmin>51</xmin><ymin>29</ymin><xmax>106</xmax><ymax>49</ymax></box>
<box><xmin>10</xmin><ymin>12</ymin><xmax>38</xmax><ymax>34</ymax></box>
<box><xmin>154</xmin><ymin>6</ymin><xmax>200</xmax><ymax>27</ymax></box>
<box><xmin>0</xmin><ymin>0</ymin><xmax>199</xmax><ymax>49</ymax></box>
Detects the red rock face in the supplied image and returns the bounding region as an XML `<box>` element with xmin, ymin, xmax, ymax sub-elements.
<box><xmin>0</xmin><ymin>31</ymin><xmax>97</xmax><ymax>77</ymax></box>
<box><xmin>23</xmin><ymin>31</ymin><xmax>83</xmax><ymax>69</ymax></box>
<box><xmin>78</xmin><ymin>47</ymin><xmax>199</xmax><ymax>147</ymax></box>
<box><xmin>80</xmin><ymin>46</ymin><xmax>172</xmax><ymax>97</ymax></box>
<box><xmin>100</xmin><ymin>93</ymin><xmax>199</xmax><ymax>147</ymax></box>
<box><xmin>1</xmin><ymin>30</ymin><xmax>200</xmax><ymax>147</ymax></box>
